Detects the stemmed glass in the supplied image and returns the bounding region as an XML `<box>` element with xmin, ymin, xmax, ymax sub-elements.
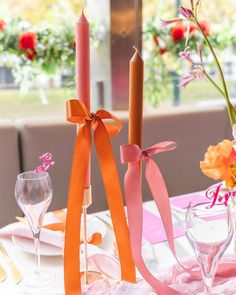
<box><xmin>15</xmin><ymin>171</ymin><xmax>54</xmax><ymax>287</ymax></box>
<box><xmin>185</xmin><ymin>202</ymin><xmax>233</xmax><ymax>295</ymax></box>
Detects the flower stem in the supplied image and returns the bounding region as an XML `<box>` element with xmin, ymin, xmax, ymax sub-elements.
<box><xmin>194</xmin><ymin>0</ymin><xmax>201</xmax><ymax>19</ymax></box>
<box><xmin>195</xmin><ymin>19</ymin><xmax>236</xmax><ymax>126</ymax></box>
<box><xmin>203</xmin><ymin>71</ymin><xmax>225</xmax><ymax>98</ymax></box>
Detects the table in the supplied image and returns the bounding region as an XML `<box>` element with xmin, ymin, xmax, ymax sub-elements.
<box><xmin>0</xmin><ymin>194</ymin><xmax>234</xmax><ymax>294</ymax></box>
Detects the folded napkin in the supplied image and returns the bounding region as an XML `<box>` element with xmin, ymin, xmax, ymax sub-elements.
<box><xmin>0</xmin><ymin>212</ymin><xmax>64</xmax><ymax>248</ymax></box>
<box><xmin>0</xmin><ymin>210</ymin><xmax>102</xmax><ymax>248</ymax></box>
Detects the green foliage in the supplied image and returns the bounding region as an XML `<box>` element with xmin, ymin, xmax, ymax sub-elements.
<box><xmin>0</xmin><ymin>16</ymin><xmax>106</xmax><ymax>91</ymax></box>
<box><xmin>0</xmin><ymin>19</ymin><xmax>75</xmax><ymax>70</ymax></box>
<box><xmin>143</xmin><ymin>17</ymin><xmax>234</xmax><ymax>107</ymax></box>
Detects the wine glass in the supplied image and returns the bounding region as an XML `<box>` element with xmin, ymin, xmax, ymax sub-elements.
<box><xmin>15</xmin><ymin>171</ymin><xmax>54</xmax><ymax>287</ymax></box>
<box><xmin>185</xmin><ymin>202</ymin><xmax>233</xmax><ymax>295</ymax></box>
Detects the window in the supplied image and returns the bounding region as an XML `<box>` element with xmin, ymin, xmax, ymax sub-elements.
<box><xmin>0</xmin><ymin>0</ymin><xmax>236</xmax><ymax>119</ymax></box>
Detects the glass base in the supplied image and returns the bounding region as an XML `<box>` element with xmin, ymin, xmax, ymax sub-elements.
<box><xmin>23</xmin><ymin>271</ymin><xmax>55</xmax><ymax>288</ymax></box>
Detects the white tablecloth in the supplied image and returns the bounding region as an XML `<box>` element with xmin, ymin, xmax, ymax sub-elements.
<box><xmin>0</xmin><ymin>201</ymin><xmax>234</xmax><ymax>294</ymax></box>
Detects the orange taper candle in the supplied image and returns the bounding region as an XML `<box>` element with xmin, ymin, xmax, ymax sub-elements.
<box><xmin>76</xmin><ymin>11</ymin><xmax>91</xmax><ymax>188</ymax></box>
<box><xmin>128</xmin><ymin>48</ymin><xmax>144</xmax><ymax>147</ymax></box>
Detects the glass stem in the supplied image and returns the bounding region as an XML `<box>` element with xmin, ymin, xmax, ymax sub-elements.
<box><xmin>34</xmin><ymin>232</ymin><xmax>41</xmax><ymax>275</ymax></box>
<box><xmin>204</xmin><ymin>276</ymin><xmax>213</xmax><ymax>295</ymax></box>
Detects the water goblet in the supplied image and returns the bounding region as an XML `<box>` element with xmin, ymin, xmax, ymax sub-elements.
<box><xmin>15</xmin><ymin>171</ymin><xmax>54</xmax><ymax>287</ymax></box>
<box><xmin>185</xmin><ymin>202</ymin><xmax>233</xmax><ymax>295</ymax></box>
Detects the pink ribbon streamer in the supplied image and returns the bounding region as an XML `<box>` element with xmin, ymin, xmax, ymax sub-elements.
<box><xmin>120</xmin><ymin>141</ymin><xmax>236</xmax><ymax>294</ymax></box>
<box><xmin>121</xmin><ymin>141</ymin><xmax>181</xmax><ymax>294</ymax></box>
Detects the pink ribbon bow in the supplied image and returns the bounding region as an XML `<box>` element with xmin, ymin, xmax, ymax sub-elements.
<box><xmin>121</xmin><ymin>141</ymin><xmax>181</xmax><ymax>295</ymax></box>
<box><xmin>121</xmin><ymin>141</ymin><xmax>236</xmax><ymax>293</ymax></box>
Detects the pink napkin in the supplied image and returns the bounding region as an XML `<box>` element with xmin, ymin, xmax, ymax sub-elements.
<box><xmin>160</xmin><ymin>254</ymin><xmax>236</xmax><ymax>295</ymax></box>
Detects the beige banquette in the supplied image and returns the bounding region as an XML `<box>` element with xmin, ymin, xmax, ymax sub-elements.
<box><xmin>0</xmin><ymin>105</ymin><xmax>232</xmax><ymax>227</ymax></box>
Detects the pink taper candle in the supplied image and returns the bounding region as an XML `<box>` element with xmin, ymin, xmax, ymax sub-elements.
<box><xmin>76</xmin><ymin>11</ymin><xmax>91</xmax><ymax>188</ymax></box>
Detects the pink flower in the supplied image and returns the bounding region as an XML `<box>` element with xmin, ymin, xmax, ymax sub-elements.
<box><xmin>160</xmin><ymin>18</ymin><xmax>181</xmax><ymax>29</ymax></box>
<box><xmin>179</xmin><ymin>48</ymin><xmax>193</xmax><ymax>63</ymax></box>
<box><xmin>179</xmin><ymin>6</ymin><xmax>194</xmax><ymax>19</ymax></box>
<box><xmin>179</xmin><ymin>65</ymin><xmax>205</xmax><ymax>88</ymax></box>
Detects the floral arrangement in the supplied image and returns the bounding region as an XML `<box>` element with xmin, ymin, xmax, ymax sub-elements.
<box><xmin>200</xmin><ymin>139</ymin><xmax>236</xmax><ymax>188</ymax></box>
<box><xmin>0</xmin><ymin>17</ymin><xmax>106</xmax><ymax>89</ymax></box>
<box><xmin>162</xmin><ymin>0</ymin><xmax>236</xmax><ymax>188</ymax></box>
<box><xmin>143</xmin><ymin>8</ymin><xmax>234</xmax><ymax>107</ymax></box>
<box><xmin>0</xmin><ymin>19</ymin><xmax>76</xmax><ymax>72</ymax></box>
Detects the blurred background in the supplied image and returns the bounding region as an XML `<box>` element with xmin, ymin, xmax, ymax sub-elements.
<box><xmin>1</xmin><ymin>0</ymin><xmax>236</xmax><ymax>225</ymax></box>
<box><xmin>0</xmin><ymin>0</ymin><xmax>236</xmax><ymax>118</ymax></box>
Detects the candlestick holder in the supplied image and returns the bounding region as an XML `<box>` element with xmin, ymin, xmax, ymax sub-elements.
<box><xmin>64</xmin><ymin>98</ymin><xmax>136</xmax><ymax>294</ymax></box>
<box><xmin>82</xmin><ymin>186</ymin><xmax>92</xmax><ymax>286</ymax></box>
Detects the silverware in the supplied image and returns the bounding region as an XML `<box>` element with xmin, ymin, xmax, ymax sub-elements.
<box><xmin>0</xmin><ymin>242</ymin><xmax>22</xmax><ymax>284</ymax></box>
<box><xmin>0</xmin><ymin>263</ymin><xmax>7</xmax><ymax>283</ymax></box>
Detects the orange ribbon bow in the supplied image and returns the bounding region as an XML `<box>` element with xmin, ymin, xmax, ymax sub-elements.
<box><xmin>64</xmin><ymin>100</ymin><xmax>136</xmax><ymax>295</ymax></box>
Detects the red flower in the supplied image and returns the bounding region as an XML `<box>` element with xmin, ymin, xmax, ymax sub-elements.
<box><xmin>26</xmin><ymin>49</ymin><xmax>37</xmax><ymax>60</ymax></box>
<box><xmin>153</xmin><ymin>35</ymin><xmax>159</xmax><ymax>46</ymax></box>
<box><xmin>171</xmin><ymin>24</ymin><xmax>185</xmax><ymax>42</ymax></box>
<box><xmin>72</xmin><ymin>40</ymin><xmax>76</xmax><ymax>49</ymax></box>
<box><xmin>0</xmin><ymin>20</ymin><xmax>6</xmax><ymax>32</ymax></box>
<box><xmin>199</xmin><ymin>20</ymin><xmax>210</xmax><ymax>36</ymax></box>
<box><xmin>160</xmin><ymin>48</ymin><xmax>167</xmax><ymax>55</ymax></box>
<box><xmin>19</xmin><ymin>32</ymin><xmax>37</xmax><ymax>50</ymax></box>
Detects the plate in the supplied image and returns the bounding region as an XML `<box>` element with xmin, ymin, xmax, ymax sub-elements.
<box><xmin>12</xmin><ymin>235</ymin><xmax>62</xmax><ymax>256</ymax></box>
<box><xmin>11</xmin><ymin>215</ymin><xmax>106</xmax><ymax>256</ymax></box>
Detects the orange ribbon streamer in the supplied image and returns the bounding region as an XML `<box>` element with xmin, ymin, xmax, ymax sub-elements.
<box><xmin>64</xmin><ymin>99</ymin><xmax>136</xmax><ymax>295</ymax></box>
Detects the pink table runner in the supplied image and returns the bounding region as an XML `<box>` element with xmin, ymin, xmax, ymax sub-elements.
<box><xmin>143</xmin><ymin>191</ymin><xmax>207</xmax><ymax>244</ymax></box>
<box><xmin>170</xmin><ymin>191</ymin><xmax>207</xmax><ymax>208</ymax></box>
<box><xmin>142</xmin><ymin>209</ymin><xmax>184</xmax><ymax>244</ymax></box>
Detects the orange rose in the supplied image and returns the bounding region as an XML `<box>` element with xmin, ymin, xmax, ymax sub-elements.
<box><xmin>200</xmin><ymin>139</ymin><xmax>236</xmax><ymax>181</ymax></box>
